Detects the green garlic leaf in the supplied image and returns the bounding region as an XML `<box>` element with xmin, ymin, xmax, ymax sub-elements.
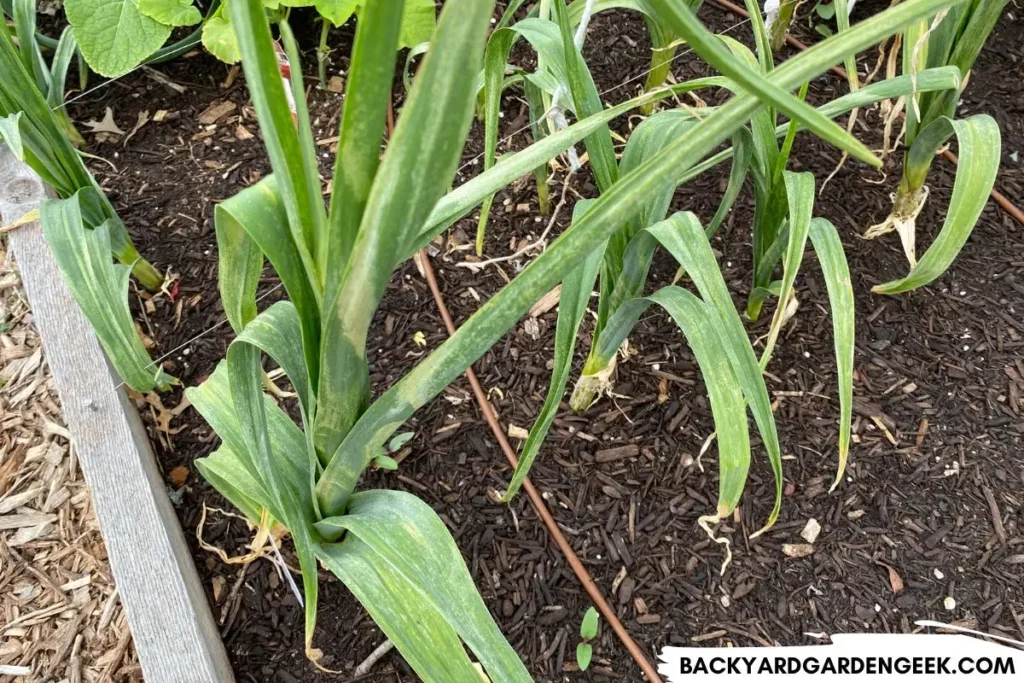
<box><xmin>65</xmin><ymin>0</ymin><xmax>171</xmax><ymax>77</ymax></box>
<box><xmin>0</xmin><ymin>113</ymin><xmax>24</xmax><ymax>161</ymax></box>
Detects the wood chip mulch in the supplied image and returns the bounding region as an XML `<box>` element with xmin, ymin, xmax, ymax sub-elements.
<box><xmin>0</xmin><ymin>242</ymin><xmax>143</xmax><ymax>683</ymax></box>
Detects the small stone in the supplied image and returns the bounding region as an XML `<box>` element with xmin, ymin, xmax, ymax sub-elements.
<box><xmin>782</xmin><ymin>543</ymin><xmax>815</xmax><ymax>558</ymax></box>
<box><xmin>801</xmin><ymin>518</ymin><xmax>821</xmax><ymax>544</ymax></box>
<box><xmin>507</xmin><ymin>424</ymin><xmax>529</xmax><ymax>440</ymax></box>
<box><xmin>944</xmin><ymin>596</ymin><xmax>957</xmax><ymax>611</ymax></box>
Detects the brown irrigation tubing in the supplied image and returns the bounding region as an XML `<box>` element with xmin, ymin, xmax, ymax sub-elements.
<box><xmin>710</xmin><ymin>0</ymin><xmax>1024</xmax><ymax>227</ymax></box>
<box><xmin>418</xmin><ymin>252</ymin><xmax>664</xmax><ymax>683</ymax></box>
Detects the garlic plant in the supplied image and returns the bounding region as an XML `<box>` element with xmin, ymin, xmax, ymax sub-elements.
<box><xmin>865</xmin><ymin>0</ymin><xmax>1003</xmax><ymax>294</ymax></box>
<box><xmin>187</xmin><ymin>0</ymin><xmax>964</xmax><ymax>675</ymax></box>
<box><xmin>497</xmin><ymin>0</ymin><xmax>970</xmax><ymax>544</ymax></box>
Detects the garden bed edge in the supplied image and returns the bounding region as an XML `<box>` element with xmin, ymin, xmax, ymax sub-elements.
<box><xmin>0</xmin><ymin>144</ymin><xmax>234</xmax><ymax>683</ymax></box>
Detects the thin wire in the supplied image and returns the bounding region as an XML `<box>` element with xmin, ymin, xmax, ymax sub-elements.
<box><xmin>454</xmin><ymin>15</ymin><xmax>753</xmax><ymax>176</ymax></box>
<box><xmin>79</xmin><ymin>16</ymin><xmax>753</xmax><ymax>404</ymax></box>
<box><xmin>85</xmin><ymin>282</ymin><xmax>284</xmax><ymax>405</ymax></box>
<box><xmin>53</xmin><ymin>38</ymin><xmax>204</xmax><ymax>112</ymax></box>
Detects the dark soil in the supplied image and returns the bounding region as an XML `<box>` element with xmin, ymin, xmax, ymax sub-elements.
<box><xmin>63</xmin><ymin>2</ymin><xmax>1024</xmax><ymax>681</ymax></box>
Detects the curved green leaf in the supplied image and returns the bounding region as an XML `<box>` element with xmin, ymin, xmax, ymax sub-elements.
<box><xmin>317</xmin><ymin>537</ymin><xmax>484</xmax><ymax>683</ymax></box>
<box><xmin>648</xmin><ymin>214</ymin><xmax>783</xmax><ymax>533</ymax></box>
<box><xmin>807</xmin><ymin>218</ymin><xmax>854</xmax><ymax>491</ymax></box>
<box><xmin>316</xmin><ymin>490</ymin><xmax>532</xmax><ymax>682</ymax></box>
<box><xmin>214</xmin><ymin>177</ymin><xmax>321</xmax><ymax>384</ymax></box>
<box><xmin>505</xmin><ymin>201</ymin><xmax>604</xmax><ymax>501</ymax></box>
<box><xmin>873</xmin><ymin>114</ymin><xmax>1000</xmax><ymax>293</ymax></box>
<box><xmin>40</xmin><ymin>193</ymin><xmax>173</xmax><ymax>392</ymax></box>
<box><xmin>647</xmin><ymin>0</ymin><xmax>881</xmax><ymax>167</ymax></box>
<box><xmin>759</xmin><ymin>171</ymin><xmax>813</xmax><ymax>369</ymax></box>
<box><xmin>596</xmin><ymin>286</ymin><xmax>752</xmax><ymax>516</ymax></box>
<box><xmin>226</xmin><ymin>316</ymin><xmax>320</xmax><ymax>653</ymax></box>
<box><xmin>475</xmin><ymin>26</ymin><xmax>517</xmax><ymax>254</ymax></box>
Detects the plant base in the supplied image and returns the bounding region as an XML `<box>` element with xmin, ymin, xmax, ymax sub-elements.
<box><xmin>568</xmin><ymin>355</ymin><xmax>616</xmax><ymax>413</ymax></box>
<box><xmin>863</xmin><ymin>185</ymin><xmax>930</xmax><ymax>268</ymax></box>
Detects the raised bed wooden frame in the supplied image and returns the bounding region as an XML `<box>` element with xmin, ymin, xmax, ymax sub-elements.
<box><xmin>0</xmin><ymin>145</ymin><xmax>234</xmax><ymax>683</ymax></box>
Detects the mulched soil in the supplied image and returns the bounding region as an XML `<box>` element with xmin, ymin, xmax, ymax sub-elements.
<box><xmin>60</xmin><ymin>2</ymin><xmax>1024</xmax><ymax>681</ymax></box>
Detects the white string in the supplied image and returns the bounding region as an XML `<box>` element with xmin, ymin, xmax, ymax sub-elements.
<box><xmin>78</xmin><ymin>16</ymin><xmax>753</xmax><ymax>405</ymax></box>
<box><xmin>455</xmin><ymin>15</ymin><xmax>753</xmax><ymax>176</ymax></box>
<box><xmin>84</xmin><ymin>282</ymin><xmax>283</xmax><ymax>406</ymax></box>
<box><xmin>53</xmin><ymin>37</ymin><xmax>204</xmax><ymax>112</ymax></box>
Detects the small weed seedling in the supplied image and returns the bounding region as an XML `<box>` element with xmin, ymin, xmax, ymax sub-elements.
<box><xmin>576</xmin><ymin>606</ymin><xmax>599</xmax><ymax>671</ymax></box>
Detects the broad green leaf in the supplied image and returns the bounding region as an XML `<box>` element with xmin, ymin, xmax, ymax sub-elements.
<box><xmin>230</xmin><ymin>0</ymin><xmax>325</xmax><ymax>289</ymax></box>
<box><xmin>324</xmin><ymin>0</ymin><xmax>404</xmax><ymax>280</ymax></box>
<box><xmin>225</xmin><ymin>318</ymin><xmax>320</xmax><ymax>653</ymax></box>
<box><xmin>759</xmin><ymin>171</ymin><xmax>813</xmax><ymax>369</ymax></box>
<box><xmin>316</xmin><ymin>0</ymin><xmax>972</xmax><ymax>515</ymax></box>
<box><xmin>40</xmin><ymin>193</ymin><xmax>173</xmax><ymax>392</ymax></box>
<box><xmin>873</xmin><ymin>115</ymin><xmax>1000</xmax><ymax>294</ymax></box>
<box><xmin>317</xmin><ymin>537</ymin><xmax>484</xmax><ymax>683</ymax></box>
<box><xmin>214</xmin><ymin>177</ymin><xmax>321</xmax><ymax>383</ymax></box>
<box><xmin>648</xmin><ymin>214</ymin><xmax>781</xmax><ymax>532</ymax></box>
<box><xmin>195</xmin><ymin>445</ymin><xmax>266</xmax><ymax>524</ymax></box>
<box><xmin>505</xmin><ymin>201</ymin><xmax>604</xmax><ymax>501</ymax></box>
<box><xmin>187</xmin><ymin>360</ymin><xmax>308</xmax><ymax>513</ymax></box>
<box><xmin>316</xmin><ymin>0</ymin><xmax>493</xmax><ymax>467</ymax></box>
<box><xmin>807</xmin><ymin>218</ymin><xmax>854</xmax><ymax>491</ymax></box>
<box><xmin>214</xmin><ymin>208</ymin><xmax>262</xmax><ymax>335</ymax></box>
<box><xmin>137</xmin><ymin>0</ymin><xmax>201</xmax><ymax>27</ymax></box>
<box><xmin>316</xmin><ymin>491</ymin><xmax>532</xmax><ymax>682</ymax></box>
<box><xmin>315</xmin><ymin>0</ymin><xmax>357</xmax><ymax>26</ymax></box>
<box><xmin>399</xmin><ymin>0</ymin><xmax>435</xmax><ymax>48</ymax></box>
<box><xmin>65</xmin><ymin>0</ymin><xmax>172</xmax><ymax>77</ymax></box>
<box><xmin>202</xmin><ymin>6</ymin><xmax>241</xmax><ymax>64</ymax></box>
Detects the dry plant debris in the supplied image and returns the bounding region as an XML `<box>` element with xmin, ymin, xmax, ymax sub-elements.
<box><xmin>0</xmin><ymin>242</ymin><xmax>142</xmax><ymax>683</ymax></box>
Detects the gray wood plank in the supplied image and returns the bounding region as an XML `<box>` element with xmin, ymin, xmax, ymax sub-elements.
<box><xmin>1</xmin><ymin>145</ymin><xmax>234</xmax><ymax>683</ymax></box>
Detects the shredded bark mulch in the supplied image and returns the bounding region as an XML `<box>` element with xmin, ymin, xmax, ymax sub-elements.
<box><xmin>46</xmin><ymin>2</ymin><xmax>1024</xmax><ymax>681</ymax></box>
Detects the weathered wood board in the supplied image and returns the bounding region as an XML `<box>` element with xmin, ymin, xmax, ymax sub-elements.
<box><xmin>1</xmin><ymin>145</ymin><xmax>234</xmax><ymax>683</ymax></box>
